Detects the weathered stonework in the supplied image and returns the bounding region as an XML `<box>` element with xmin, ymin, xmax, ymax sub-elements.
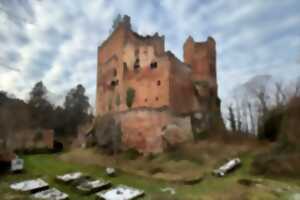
<box><xmin>96</xmin><ymin>16</ymin><xmax>223</xmax><ymax>154</ymax></box>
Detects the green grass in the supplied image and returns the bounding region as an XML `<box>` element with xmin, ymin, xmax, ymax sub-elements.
<box><xmin>1</xmin><ymin>154</ymin><xmax>169</xmax><ymax>200</ymax></box>
<box><xmin>1</xmin><ymin>153</ymin><xmax>300</xmax><ymax>200</ymax></box>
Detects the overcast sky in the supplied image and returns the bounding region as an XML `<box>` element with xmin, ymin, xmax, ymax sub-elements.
<box><xmin>0</xmin><ymin>0</ymin><xmax>299</xmax><ymax>110</ymax></box>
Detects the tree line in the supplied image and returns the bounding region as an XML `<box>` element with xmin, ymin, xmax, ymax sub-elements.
<box><xmin>0</xmin><ymin>81</ymin><xmax>92</xmax><ymax>150</ymax></box>
<box><xmin>225</xmin><ymin>75</ymin><xmax>300</xmax><ymax>141</ymax></box>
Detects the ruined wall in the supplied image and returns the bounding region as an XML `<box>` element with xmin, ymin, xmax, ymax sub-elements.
<box><xmin>97</xmin><ymin>21</ymin><xmax>167</xmax><ymax>116</ymax></box>
<box><xmin>5</xmin><ymin>129</ymin><xmax>54</xmax><ymax>151</ymax></box>
<box><xmin>119</xmin><ymin>109</ymin><xmax>192</xmax><ymax>154</ymax></box>
<box><xmin>123</xmin><ymin>49</ymin><xmax>170</xmax><ymax>109</ymax></box>
<box><xmin>121</xmin><ymin>31</ymin><xmax>168</xmax><ymax>110</ymax></box>
<box><xmin>183</xmin><ymin>36</ymin><xmax>217</xmax><ymax>93</ymax></box>
<box><xmin>168</xmin><ymin>53</ymin><xmax>199</xmax><ymax>114</ymax></box>
<box><xmin>96</xmin><ymin>22</ymin><xmax>128</xmax><ymax>115</ymax></box>
<box><xmin>95</xmin><ymin>16</ymin><xmax>224</xmax><ymax>154</ymax></box>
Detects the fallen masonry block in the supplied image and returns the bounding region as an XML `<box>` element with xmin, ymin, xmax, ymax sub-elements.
<box><xmin>77</xmin><ymin>179</ymin><xmax>111</xmax><ymax>194</ymax></box>
<box><xmin>213</xmin><ymin>158</ymin><xmax>241</xmax><ymax>177</ymax></box>
<box><xmin>70</xmin><ymin>175</ymin><xmax>91</xmax><ymax>186</ymax></box>
<box><xmin>10</xmin><ymin>156</ymin><xmax>24</xmax><ymax>172</ymax></box>
<box><xmin>56</xmin><ymin>172</ymin><xmax>82</xmax><ymax>183</ymax></box>
<box><xmin>161</xmin><ymin>187</ymin><xmax>176</xmax><ymax>195</ymax></box>
<box><xmin>106</xmin><ymin>167</ymin><xmax>116</xmax><ymax>177</ymax></box>
<box><xmin>96</xmin><ymin>185</ymin><xmax>144</xmax><ymax>200</ymax></box>
<box><xmin>10</xmin><ymin>178</ymin><xmax>49</xmax><ymax>193</ymax></box>
<box><xmin>32</xmin><ymin>188</ymin><xmax>68</xmax><ymax>200</ymax></box>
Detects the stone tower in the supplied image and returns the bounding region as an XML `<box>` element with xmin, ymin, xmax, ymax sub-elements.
<box><xmin>183</xmin><ymin>36</ymin><xmax>217</xmax><ymax>96</ymax></box>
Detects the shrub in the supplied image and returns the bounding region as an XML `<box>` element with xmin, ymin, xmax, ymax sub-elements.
<box><xmin>251</xmin><ymin>152</ymin><xmax>300</xmax><ymax>177</ymax></box>
<box><xmin>148</xmin><ymin>166</ymin><xmax>163</xmax><ymax>175</ymax></box>
<box><xmin>257</xmin><ymin>107</ymin><xmax>284</xmax><ymax>141</ymax></box>
<box><xmin>126</xmin><ymin>87</ymin><xmax>135</xmax><ymax>108</ymax></box>
<box><xmin>146</xmin><ymin>153</ymin><xmax>157</xmax><ymax>161</ymax></box>
<box><xmin>122</xmin><ymin>148</ymin><xmax>140</xmax><ymax>160</ymax></box>
<box><xmin>193</xmin><ymin>130</ymin><xmax>208</xmax><ymax>141</ymax></box>
<box><xmin>252</xmin><ymin>97</ymin><xmax>300</xmax><ymax>178</ymax></box>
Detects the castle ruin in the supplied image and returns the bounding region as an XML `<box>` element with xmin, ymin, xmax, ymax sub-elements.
<box><xmin>96</xmin><ymin>16</ymin><xmax>223</xmax><ymax>154</ymax></box>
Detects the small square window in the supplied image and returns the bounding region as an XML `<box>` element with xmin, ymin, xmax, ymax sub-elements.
<box><xmin>134</xmin><ymin>59</ymin><xmax>140</xmax><ymax>70</ymax></box>
<box><xmin>155</xmin><ymin>97</ymin><xmax>159</xmax><ymax>101</ymax></box>
<box><xmin>157</xmin><ymin>80</ymin><xmax>161</xmax><ymax>86</ymax></box>
<box><xmin>150</xmin><ymin>62</ymin><xmax>157</xmax><ymax>69</ymax></box>
<box><xmin>111</xmin><ymin>80</ymin><xmax>119</xmax><ymax>87</ymax></box>
<box><xmin>123</xmin><ymin>62</ymin><xmax>128</xmax><ymax>72</ymax></box>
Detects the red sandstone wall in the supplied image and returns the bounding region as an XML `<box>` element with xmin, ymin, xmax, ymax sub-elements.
<box><xmin>119</xmin><ymin>110</ymin><xmax>192</xmax><ymax>154</ymax></box>
<box><xmin>95</xmin><ymin>17</ymin><xmax>223</xmax><ymax>154</ymax></box>
<box><xmin>43</xmin><ymin>129</ymin><xmax>54</xmax><ymax>149</ymax></box>
<box><xmin>183</xmin><ymin>37</ymin><xmax>217</xmax><ymax>88</ymax></box>
<box><xmin>123</xmin><ymin>55</ymin><xmax>170</xmax><ymax>110</ymax></box>
<box><xmin>96</xmin><ymin>23</ymin><xmax>127</xmax><ymax>115</ymax></box>
<box><xmin>97</xmin><ymin>23</ymin><xmax>169</xmax><ymax>116</ymax></box>
<box><xmin>169</xmin><ymin>55</ymin><xmax>199</xmax><ymax>114</ymax></box>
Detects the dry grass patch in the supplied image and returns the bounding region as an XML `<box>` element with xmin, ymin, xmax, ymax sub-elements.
<box><xmin>60</xmin><ymin>137</ymin><xmax>269</xmax><ymax>183</ymax></box>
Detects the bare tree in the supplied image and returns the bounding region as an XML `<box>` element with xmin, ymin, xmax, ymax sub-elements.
<box><xmin>227</xmin><ymin>104</ymin><xmax>236</xmax><ymax>132</ymax></box>
<box><xmin>274</xmin><ymin>81</ymin><xmax>286</xmax><ymax>106</ymax></box>
<box><xmin>294</xmin><ymin>77</ymin><xmax>300</xmax><ymax>97</ymax></box>
<box><xmin>247</xmin><ymin>102</ymin><xmax>256</xmax><ymax>135</ymax></box>
<box><xmin>234</xmin><ymin>99</ymin><xmax>243</xmax><ymax>133</ymax></box>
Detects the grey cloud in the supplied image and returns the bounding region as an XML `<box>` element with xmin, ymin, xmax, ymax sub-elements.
<box><xmin>0</xmin><ymin>0</ymin><xmax>299</xmax><ymax>110</ymax></box>
<box><xmin>0</xmin><ymin>0</ymin><xmax>35</xmax><ymax>25</ymax></box>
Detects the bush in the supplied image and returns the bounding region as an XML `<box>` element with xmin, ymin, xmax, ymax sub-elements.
<box><xmin>252</xmin><ymin>97</ymin><xmax>300</xmax><ymax>178</ymax></box>
<box><xmin>252</xmin><ymin>152</ymin><xmax>300</xmax><ymax>177</ymax></box>
<box><xmin>148</xmin><ymin>166</ymin><xmax>163</xmax><ymax>175</ymax></box>
<box><xmin>122</xmin><ymin>148</ymin><xmax>140</xmax><ymax>160</ymax></box>
<box><xmin>193</xmin><ymin>130</ymin><xmax>208</xmax><ymax>141</ymax></box>
<box><xmin>257</xmin><ymin>107</ymin><xmax>284</xmax><ymax>141</ymax></box>
<box><xmin>146</xmin><ymin>153</ymin><xmax>157</xmax><ymax>161</ymax></box>
<box><xmin>126</xmin><ymin>88</ymin><xmax>135</xmax><ymax>108</ymax></box>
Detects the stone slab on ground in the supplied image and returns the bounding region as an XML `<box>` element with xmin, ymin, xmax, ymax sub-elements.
<box><xmin>10</xmin><ymin>178</ymin><xmax>49</xmax><ymax>193</ymax></box>
<box><xmin>96</xmin><ymin>185</ymin><xmax>144</xmax><ymax>200</ymax></box>
<box><xmin>32</xmin><ymin>188</ymin><xmax>68</xmax><ymax>200</ymax></box>
<box><xmin>213</xmin><ymin>158</ymin><xmax>241</xmax><ymax>177</ymax></box>
<box><xmin>10</xmin><ymin>157</ymin><xmax>24</xmax><ymax>172</ymax></box>
<box><xmin>161</xmin><ymin>187</ymin><xmax>176</xmax><ymax>195</ymax></box>
<box><xmin>77</xmin><ymin>179</ymin><xmax>111</xmax><ymax>193</ymax></box>
<box><xmin>56</xmin><ymin>172</ymin><xmax>82</xmax><ymax>183</ymax></box>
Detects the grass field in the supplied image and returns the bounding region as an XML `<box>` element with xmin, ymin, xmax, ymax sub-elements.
<box><xmin>1</xmin><ymin>151</ymin><xmax>300</xmax><ymax>200</ymax></box>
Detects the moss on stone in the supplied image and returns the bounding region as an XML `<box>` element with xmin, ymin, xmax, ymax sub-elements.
<box><xmin>126</xmin><ymin>87</ymin><xmax>135</xmax><ymax>108</ymax></box>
